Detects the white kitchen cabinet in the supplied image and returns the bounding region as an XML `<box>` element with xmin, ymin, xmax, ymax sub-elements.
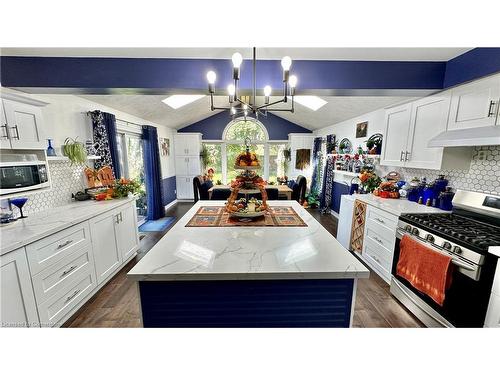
<box><xmin>174</xmin><ymin>133</ymin><xmax>202</xmax><ymax>200</ymax></box>
<box><xmin>89</xmin><ymin>202</ymin><xmax>139</xmax><ymax>284</ymax></box>
<box><xmin>89</xmin><ymin>211</ymin><xmax>122</xmax><ymax>284</ymax></box>
<box><xmin>174</xmin><ymin>133</ymin><xmax>201</xmax><ymax>156</ymax></box>
<box><xmin>1</xmin><ymin>247</ymin><xmax>40</xmax><ymax>327</ymax></box>
<box><xmin>176</xmin><ymin>176</ymin><xmax>194</xmax><ymax>200</ymax></box>
<box><xmin>115</xmin><ymin>202</ymin><xmax>140</xmax><ymax>261</ymax></box>
<box><xmin>380</xmin><ymin>103</ymin><xmax>412</xmax><ymax>167</ymax></box>
<box><xmin>1</xmin><ymin>101</ymin><xmax>11</xmax><ymax>149</ymax></box>
<box><xmin>2</xmin><ymin>99</ymin><xmax>46</xmax><ymax>149</ymax></box>
<box><xmin>381</xmin><ymin>95</ymin><xmax>471</xmax><ymax>170</ymax></box>
<box><xmin>447</xmin><ymin>74</ymin><xmax>500</xmax><ymax>130</ymax></box>
<box><xmin>337</xmin><ymin>195</ymin><xmax>356</xmax><ymax>250</ymax></box>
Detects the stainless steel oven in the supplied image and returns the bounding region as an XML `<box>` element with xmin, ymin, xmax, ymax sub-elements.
<box><xmin>390</xmin><ymin>190</ymin><xmax>500</xmax><ymax>328</ymax></box>
<box><xmin>0</xmin><ymin>160</ymin><xmax>50</xmax><ymax>195</ymax></box>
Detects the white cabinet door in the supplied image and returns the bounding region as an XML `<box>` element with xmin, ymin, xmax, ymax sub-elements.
<box><xmin>1</xmin><ymin>248</ymin><xmax>40</xmax><ymax>328</ymax></box>
<box><xmin>3</xmin><ymin>99</ymin><xmax>46</xmax><ymax>149</ymax></box>
<box><xmin>447</xmin><ymin>75</ymin><xmax>500</xmax><ymax>130</ymax></box>
<box><xmin>380</xmin><ymin>103</ymin><xmax>412</xmax><ymax>167</ymax></box>
<box><xmin>405</xmin><ymin>94</ymin><xmax>450</xmax><ymax>169</ymax></box>
<box><xmin>115</xmin><ymin>203</ymin><xmax>139</xmax><ymax>261</ymax></box>
<box><xmin>187</xmin><ymin>156</ymin><xmax>201</xmax><ymax>175</ymax></box>
<box><xmin>89</xmin><ymin>211</ymin><xmax>121</xmax><ymax>284</ymax></box>
<box><xmin>175</xmin><ymin>156</ymin><xmax>189</xmax><ymax>175</ymax></box>
<box><xmin>175</xmin><ymin>176</ymin><xmax>193</xmax><ymax>200</ymax></box>
<box><xmin>174</xmin><ymin>136</ymin><xmax>188</xmax><ymax>156</ymax></box>
<box><xmin>1</xmin><ymin>101</ymin><xmax>11</xmax><ymax>149</ymax></box>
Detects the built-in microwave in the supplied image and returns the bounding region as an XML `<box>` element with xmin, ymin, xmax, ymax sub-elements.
<box><xmin>0</xmin><ymin>160</ymin><xmax>50</xmax><ymax>195</ymax></box>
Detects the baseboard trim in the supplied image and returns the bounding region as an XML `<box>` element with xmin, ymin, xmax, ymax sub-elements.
<box><xmin>164</xmin><ymin>199</ymin><xmax>178</xmax><ymax>211</ymax></box>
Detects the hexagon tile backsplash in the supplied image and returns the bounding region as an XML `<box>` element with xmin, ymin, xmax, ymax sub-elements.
<box><xmin>10</xmin><ymin>160</ymin><xmax>88</xmax><ymax>216</ymax></box>
<box><xmin>377</xmin><ymin>146</ymin><xmax>500</xmax><ymax>195</ymax></box>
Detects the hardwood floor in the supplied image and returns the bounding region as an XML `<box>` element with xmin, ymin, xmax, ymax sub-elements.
<box><xmin>65</xmin><ymin>203</ymin><xmax>423</xmax><ymax>328</ymax></box>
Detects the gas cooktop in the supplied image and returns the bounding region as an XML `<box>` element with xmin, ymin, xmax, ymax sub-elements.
<box><xmin>400</xmin><ymin>212</ymin><xmax>500</xmax><ymax>254</ymax></box>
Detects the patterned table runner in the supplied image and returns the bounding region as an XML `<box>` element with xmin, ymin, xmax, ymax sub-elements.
<box><xmin>186</xmin><ymin>206</ymin><xmax>308</xmax><ymax>227</ymax></box>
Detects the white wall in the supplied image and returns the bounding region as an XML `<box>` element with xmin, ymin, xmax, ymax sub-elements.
<box><xmin>1</xmin><ymin>89</ymin><xmax>176</xmax><ymax>179</ymax></box>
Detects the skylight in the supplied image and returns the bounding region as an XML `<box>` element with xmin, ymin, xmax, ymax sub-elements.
<box><xmin>162</xmin><ymin>95</ymin><xmax>205</xmax><ymax>109</ymax></box>
<box><xmin>293</xmin><ymin>96</ymin><xmax>327</xmax><ymax>111</ymax></box>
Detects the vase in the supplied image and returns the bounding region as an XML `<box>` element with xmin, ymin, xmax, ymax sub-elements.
<box><xmin>46</xmin><ymin>139</ymin><xmax>56</xmax><ymax>156</ymax></box>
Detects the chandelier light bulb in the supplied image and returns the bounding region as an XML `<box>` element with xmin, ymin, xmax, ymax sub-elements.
<box><xmin>227</xmin><ymin>84</ymin><xmax>236</xmax><ymax>96</ymax></box>
<box><xmin>264</xmin><ymin>85</ymin><xmax>272</xmax><ymax>97</ymax></box>
<box><xmin>281</xmin><ymin>56</ymin><xmax>292</xmax><ymax>71</ymax></box>
<box><xmin>231</xmin><ymin>107</ymin><xmax>236</xmax><ymax>115</ymax></box>
<box><xmin>243</xmin><ymin>104</ymin><xmax>248</xmax><ymax>110</ymax></box>
<box><xmin>232</xmin><ymin>52</ymin><xmax>243</xmax><ymax>68</ymax></box>
<box><xmin>206</xmin><ymin>71</ymin><xmax>216</xmax><ymax>84</ymax></box>
<box><xmin>288</xmin><ymin>75</ymin><xmax>298</xmax><ymax>88</ymax></box>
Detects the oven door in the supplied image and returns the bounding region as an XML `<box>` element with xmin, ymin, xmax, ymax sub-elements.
<box><xmin>0</xmin><ymin>164</ymin><xmax>49</xmax><ymax>195</ymax></box>
<box><xmin>391</xmin><ymin>230</ymin><xmax>494</xmax><ymax>327</ymax></box>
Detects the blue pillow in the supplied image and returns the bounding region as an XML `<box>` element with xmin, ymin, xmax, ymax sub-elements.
<box><xmin>200</xmin><ymin>180</ymin><xmax>213</xmax><ymax>192</ymax></box>
<box><xmin>287</xmin><ymin>180</ymin><xmax>296</xmax><ymax>189</ymax></box>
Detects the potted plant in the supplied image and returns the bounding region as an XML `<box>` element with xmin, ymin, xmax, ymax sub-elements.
<box><xmin>200</xmin><ymin>144</ymin><xmax>210</xmax><ymax>170</ymax></box>
<box><xmin>304</xmin><ymin>191</ymin><xmax>320</xmax><ymax>208</ymax></box>
<box><xmin>62</xmin><ymin>137</ymin><xmax>87</xmax><ymax>165</ymax></box>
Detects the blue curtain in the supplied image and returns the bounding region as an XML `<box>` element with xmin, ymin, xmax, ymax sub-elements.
<box><xmin>142</xmin><ymin>126</ymin><xmax>164</xmax><ymax>220</ymax></box>
<box><xmin>90</xmin><ymin>110</ymin><xmax>121</xmax><ymax>179</ymax></box>
<box><xmin>310</xmin><ymin>137</ymin><xmax>323</xmax><ymax>195</ymax></box>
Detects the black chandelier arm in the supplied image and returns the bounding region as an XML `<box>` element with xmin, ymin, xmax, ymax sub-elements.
<box><xmin>255</xmin><ymin>97</ymin><xmax>286</xmax><ymax>111</ymax></box>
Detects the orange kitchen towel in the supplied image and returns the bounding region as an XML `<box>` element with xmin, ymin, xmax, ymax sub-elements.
<box><xmin>397</xmin><ymin>235</ymin><xmax>453</xmax><ymax>306</ymax></box>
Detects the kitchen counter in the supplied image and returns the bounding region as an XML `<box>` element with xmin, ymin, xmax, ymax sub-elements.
<box><xmin>352</xmin><ymin>194</ymin><xmax>447</xmax><ymax>216</ymax></box>
<box><xmin>128</xmin><ymin>201</ymin><xmax>369</xmax><ymax>281</ymax></box>
<box><xmin>129</xmin><ymin>201</ymin><xmax>369</xmax><ymax>327</ymax></box>
<box><xmin>0</xmin><ymin>197</ymin><xmax>136</xmax><ymax>255</ymax></box>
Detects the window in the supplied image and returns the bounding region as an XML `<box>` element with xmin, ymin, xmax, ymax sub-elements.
<box><xmin>202</xmin><ymin>118</ymin><xmax>288</xmax><ymax>184</ymax></box>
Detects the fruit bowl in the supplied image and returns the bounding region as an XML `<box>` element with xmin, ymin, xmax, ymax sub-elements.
<box><xmin>229</xmin><ymin>210</ymin><xmax>266</xmax><ymax>220</ymax></box>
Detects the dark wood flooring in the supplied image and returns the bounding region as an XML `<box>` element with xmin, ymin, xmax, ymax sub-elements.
<box><xmin>65</xmin><ymin>203</ymin><xmax>423</xmax><ymax>328</ymax></box>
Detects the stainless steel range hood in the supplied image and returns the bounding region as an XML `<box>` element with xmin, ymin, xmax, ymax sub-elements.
<box><xmin>428</xmin><ymin>126</ymin><xmax>500</xmax><ymax>147</ymax></box>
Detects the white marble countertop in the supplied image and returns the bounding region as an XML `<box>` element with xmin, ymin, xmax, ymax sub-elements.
<box><xmin>352</xmin><ymin>194</ymin><xmax>447</xmax><ymax>216</ymax></box>
<box><xmin>0</xmin><ymin>197</ymin><xmax>136</xmax><ymax>255</ymax></box>
<box><xmin>128</xmin><ymin>201</ymin><xmax>370</xmax><ymax>281</ymax></box>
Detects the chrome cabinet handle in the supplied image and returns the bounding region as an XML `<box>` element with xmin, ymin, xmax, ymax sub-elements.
<box><xmin>115</xmin><ymin>214</ymin><xmax>120</xmax><ymax>224</ymax></box>
<box><xmin>65</xmin><ymin>289</ymin><xmax>80</xmax><ymax>303</ymax></box>
<box><xmin>487</xmin><ymin>100</ymin><xmax>497</xmax><ymax>117</ymax></box>
<box><xmin>60</xmin><ymin>265</ymin><xmax>76</xmax><ymax>278</ymax></box>
<box><xmin>372</xmin><ymin>254</ymin><xmax>381</xmax><ymax>264</ymax></box>
<box><xmin>375</xmin><ymin>217</ymin><xmax>385</xmax><ymax>224</ymax></box>
<box><xmin>1</xmin><ymin>124</ymin><xmax>9</xmax><ymax>139</ymax></box>
<box><xmin>57</xmin><ymin>240</ymin><xmax>73</xmax><ymax>249</ymax></box>
<box><xmin>10</xmin><ymin>125</ymin><xmax>20</xmax><ymax>140</ymax></box>
<box><xmin>119</xmin><ymin>212</ymin><xmax>123</xmax><ymax>222</ymax></box>
<box><xmin>405</xmin><ymin>151</ymin><xmax>411</xmax><ymax>161</ymax></box>
<box><xmin>373</xmin><ymin>236</ymin><xmax>384</xmax><ymax>244</ymax></box>
<box><xmin>400</xmin><ymin>150</ymin><xmax>404</xmax><ymax>161</ymax></box>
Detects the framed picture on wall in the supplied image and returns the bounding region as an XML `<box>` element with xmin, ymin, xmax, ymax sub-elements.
<box><xmin>356</xmin><ymin>121</ymin><xmax>368</xmax><ymax>138</ymax></box>
<box><xmin>160</xmin><ymin>137</ymin><xmax>170</xmax><ymax>156</ymax></box>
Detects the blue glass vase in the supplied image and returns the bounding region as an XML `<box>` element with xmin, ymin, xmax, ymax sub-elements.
<box><xmin>47</xmin><ymin>139</ymin><xmax>56</xmax><ymax>156</ymax></box>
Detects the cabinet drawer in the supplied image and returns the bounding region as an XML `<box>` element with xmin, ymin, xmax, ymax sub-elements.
<box><xmin>364</xmin><ymin>222</ymin><xmax>396</xmax><ymax>252</ymax></box>
<box><xmin>364</xmin><ymin>236</ymin><xmax>393</xmax><ymax>269</ymax></box>
<box><xmin>32</xmin><ymin>245</ymin><xmax>95</xmax><ymax>304</ymax></box>
<box><xmin>363</xmin><ymin>248</ymin><xmax>392</xmax><ymax>283</ymax></box>
<box><xmin>37</xmin><ymin>270</ymin><xmax>96</xmax><ymax>326</ymax></box>
<box><xmin>365</xmin><ymin>206</ymin><xmax>398</xmax><ymax>231</ymax></box>
<box><xmin>26</xmin><ymin>222</ymin><xmax>91</xmax><ymax>275</ymax></box>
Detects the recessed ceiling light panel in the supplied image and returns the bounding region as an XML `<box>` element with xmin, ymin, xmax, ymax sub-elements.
<box><xmin>162</xmin><ymin>95</ymin><xmax>205</xmax><ymax>109</ymax></box>
<box><xmin>293</xmin><ymin>96</ymin><xmax>327</xmax><ymax>111</ymax></box>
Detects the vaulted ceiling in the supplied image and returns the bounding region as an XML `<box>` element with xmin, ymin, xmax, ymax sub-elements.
<box><xmin>79</xmin><ymin>94</ymin><xmax>413</xmax><ymax>130</ymax></box>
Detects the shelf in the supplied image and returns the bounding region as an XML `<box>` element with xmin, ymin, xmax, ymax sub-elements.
<box><xmin>47</xmin><ymin>155</ymin><xmax>101</xmax><ymax>162</ymax></box>
<box><xmin>334</xmin><ymin>170</ymin><xmax>359</xmax><ymax>177</ymax></box>
<box><xmin>331</xmin><ymin>153</ymin><xmax>380</xmax><ymax>159</ymax></box>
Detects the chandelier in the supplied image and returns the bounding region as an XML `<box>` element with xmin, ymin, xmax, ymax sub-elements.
<box><xmin>206</xmin><ymin>47</ymin><xmax>297</xmax><ymax>119</ymax></box>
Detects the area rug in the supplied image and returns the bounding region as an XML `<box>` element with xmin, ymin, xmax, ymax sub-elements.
<box><xmin>139</xmin><ymin>217</ymin><xmax>176</xmax><ymax>232</ymax></box>
<box><xmin>185</xmin><ymin>206</ymin><xmax>307</xmax><ymax>227</ymax></box>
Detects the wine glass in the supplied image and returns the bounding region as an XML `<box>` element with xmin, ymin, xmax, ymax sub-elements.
<box><xmin>10</xmin><ymin>197</ymin><xmax>29</xmax><ymax>219</ymax></box>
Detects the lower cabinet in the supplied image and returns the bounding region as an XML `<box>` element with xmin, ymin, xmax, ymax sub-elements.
<box><xmin>0</xmin><ymin>247</ymin><xmax>40</xmax><ymax>327</ymax></box>
<box><xmin>0</xmin><ymin>200</ymin><xmax>140</xmax><ymax>327</ymax></box>
<box><xmin>176</xmin><ymin>176</ymin><xmax>195</xmax><ymax>200</ymax></box>
<box><xmin>90</xmin><ymin>202</ymin><xmax>139</xmax><ymax>284</ymax></box>
<box><xmin>361</xmin><ymin>205</ymin><xmax>398</xmax><ymax>283</ymax></box>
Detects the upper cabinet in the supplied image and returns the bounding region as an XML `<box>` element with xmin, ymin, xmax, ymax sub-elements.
<box><xmin>447</xmin><ymin>74</ymin><xmax>500</xmax><ymax>130</ymax></box>
<box><xmin>381</xmin><ymin>94</ymin><xmax>471</xmax><ymax>170</ymax></box>
<box><xmin>1</xmin><ymin>99</ymin><xmax>47</xmax><ymax>150</ymax></box>
<box><xmin>174</xmin><ymin>133</ymin><xmax>201</xmax><ymax>156</ymax></box>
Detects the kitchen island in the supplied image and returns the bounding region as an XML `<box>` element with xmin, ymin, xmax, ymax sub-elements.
<box><xmin>128</xmin><ymin>201</ymin><xmax>369</xmax><ymax>327</ymax></box>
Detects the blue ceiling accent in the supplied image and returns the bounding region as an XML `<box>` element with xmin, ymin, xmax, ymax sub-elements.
<box><xmin>443</xmin><ymin>48</ymin><xmax>500</xmax><ymax>88</ymax></box>
<box><xmin>1</xmin><ymin>48</ymin><xmax>498</xmax><ymax>92</ymax></box>
<box><xmin>0</xmin><ymin>56</ymin><xmax>445</xmax><ymax>91</ymax></box>
<box><xmin>177</xmin><ymin>111</ymin><xmax>311</xmax><ymax>140</ymax></box>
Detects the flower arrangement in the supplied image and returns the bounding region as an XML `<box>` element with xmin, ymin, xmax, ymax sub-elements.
<box><xmin>359</xmin><ymin>171</ymin><xmax>382</xmax><ymax>193</ymax></box>
<box><xmin>112</xmin><ymin>178</ymin><xmax>142</xmax><ymax>198</ymax></box>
